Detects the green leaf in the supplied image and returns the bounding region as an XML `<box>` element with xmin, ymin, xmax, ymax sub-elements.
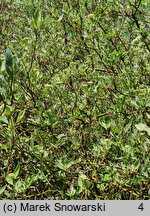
<box><xmin>25</xmin><ymin>174</ymin><xmax>38</xmax><ymax>189</ymax></box>
<box><xmin>78</xmin><ymin>176</ymin><xmax>83</xmax><ymax>189</ymax></box>
<box><xmin>14</xmin><ymin>180</ymin><xmax>26</xmax><ymax>193</ymax></box>
<box><xmin>5</xmin><ymin>173</ymin><xmax>14</xmax><ymax>185</ymax></box>
<box><xmin>4</xmin><ymin>48</ymin><xmax>14</xmax><ymax>78</ymax></box>
<box><xmin>0</xmin><ymin>115</ymin><xmax>8</xmax><ymax>124</ymax></box>
<box><xmin>100</xmin><ymin>121</ymin><xmax>111</xmax><ymax>130</ymax></box>
<box><xmin>34</xmin><ymin>9</ymin><xmax>41</xmax><ymax>28</ymax></box>
<box><xmin>0</xmin><ymin>61</ymin><xmax>6</xmax><ymax>72</ymax></box>
<box><xmin>67</xmin><ymin>185</ymin><xmax>76</xmax><ymax>197</ymax></box>
<box><xmin>0</xmin><ymin>185</ymin><xmax>7</xmax><ymax>195</ymax></box>
<box><xmin>56</xmin><ymin>161</ymin><xmax>65</xmax><ymax>170</ymax></box>
<box><xmin>65</xmin><ymin>161</ymin><xmax>74</xmax><ymax>169</ymax></box>
<box><xmin>135</xmin><ymin>123</ymin><xmax>150</xmax><ymax>136</ymax></box>
<box><xmin>0</xmin><ymin>74</ymin><xmax>6</xmax><ymax>81</ymax></box>
<box><xmin>57</xmin><ymin>15</ymin><xmax>63</xmax><ymax>22</ymax></box>
<box><xmin>16</xmin><ymin>110</ymin><xmax>26</xmax><ymax>124</ymax></box>
<box><xmin>13</xmin><ymin>163</ymin><xmax>21</xmax><ymax>179</ymax></box>
<box><xmin>146</xmin><ymin>113</ymin><xmax>150</xmax><ymax>119</ymax></box>
<box><xmin>5</xmin><ymin>48</ymin><xmax>13</xmax><ymax>67</ymax></box>
<box><xmin>103</xmin><ymin>173</ymin><xmax>112</xmax><ymax>181</ymax></box>
<box><xmin>30</xmin><ymin>20</ymin><xmax>36</xmax><ymax>31</ymax></box>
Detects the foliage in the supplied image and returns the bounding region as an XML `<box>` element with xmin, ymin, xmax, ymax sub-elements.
<box><xmin>0</xmin><ymin>0</ymin><xmax>150</xmax><ymax>199</ymax></box>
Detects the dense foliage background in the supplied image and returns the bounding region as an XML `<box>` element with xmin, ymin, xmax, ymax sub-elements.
<box><xmin>0</xmin><ymin>0</ymin><xmax>150</xmax><ymax>199</ymax></box>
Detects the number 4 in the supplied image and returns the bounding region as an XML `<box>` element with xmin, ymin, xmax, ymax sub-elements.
<box><xmin>138</xmin><ymin>203</ymin><xmax>144</xmax><ymax>211</ymax></box>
